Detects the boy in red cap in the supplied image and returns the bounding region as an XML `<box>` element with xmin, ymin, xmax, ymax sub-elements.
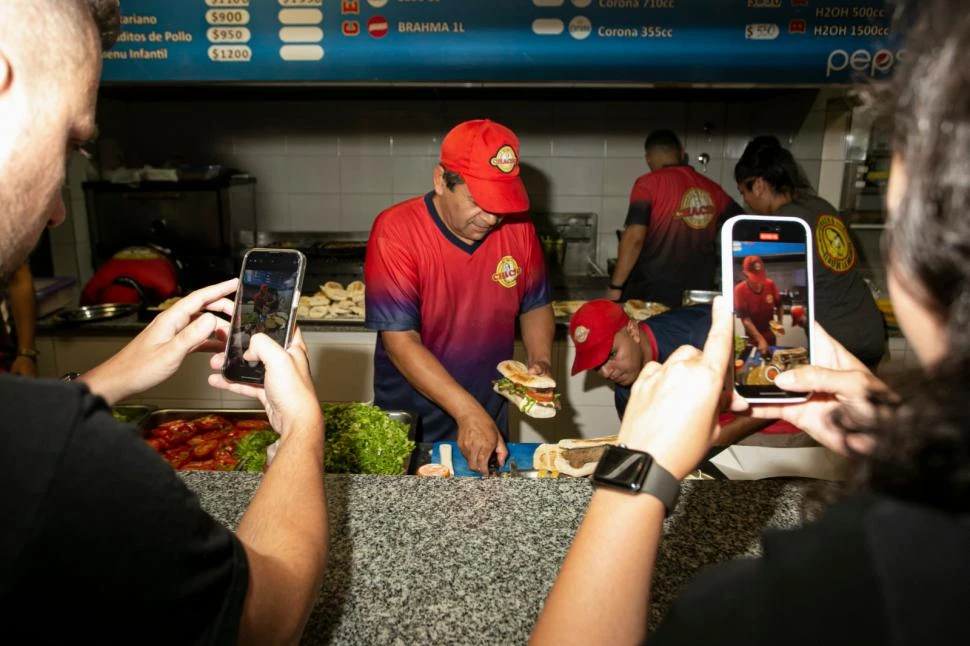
<box><xmin>733</xmin><ymin>255</ymin><xmax>783</xmax><ymax>357</ymax></box>
<box><xmin>365</xmin><ymin>119</ymin><xmax>554</xmax><ymax>475</ymax></box>
<box><xmin>570</xmin><ymin>300</ymin><xmax>711</xmax><ymax>419</ymax></box>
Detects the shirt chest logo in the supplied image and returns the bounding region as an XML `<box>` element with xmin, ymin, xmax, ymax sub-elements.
<box><xmin>675</xmin><ymin>188</ymin><xmax>716</xmax><ymax>229</ymax></box>
<box><xmin>816</xmin><ymin>214</ymin><xmax>857</xmax><ymax>273</ymax></box>
<box><xmin>492</xmin><ymin>255</ymin><xmax>522</xmax><ymax>288</ymax></box>
<box><xmin>765</xmin><ymin>293</ymin><xmax>774</xmax><ymax>305</ymax></box>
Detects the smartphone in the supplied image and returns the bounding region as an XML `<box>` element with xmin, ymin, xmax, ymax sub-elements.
<box><xmin>721</xmin><ymin>215</ymin><xmax>815</xmax><ymax>403</ymax></box>
<box><xmin>222</xmin><ymin>248</ymin><xmax>307</xmax><ymax>384</ymax></box>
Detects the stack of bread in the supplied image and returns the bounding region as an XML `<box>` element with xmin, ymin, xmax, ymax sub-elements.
<box><xmin>533</xmin><ymin>435</ymin><xmax>618</xmax><ymax>477</ymax></box>
<box><xmin>624</xmin><ymin>299</ymin><xmax>669</xmax><ymax>321</ymax></box>
<box><xmin>296</xmin><ymin>280</ymin><xmax>365</xmax><ymax>321</ymax></box>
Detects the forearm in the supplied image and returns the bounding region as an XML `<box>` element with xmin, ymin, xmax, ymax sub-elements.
<box><xmin>742</xmin><ymin>318</ymin><xmax>765</xmax><ymax>345</ymax></box>
<box><xmin>237</xmin><ymin>422</ymin><xmax>327</xmax><ymax>645</ymax></box>
<box><xmin>611</xmin><ymin>227</ymin><xmax>646</xmax><ymax>288</ymax></box>
<box><xmin>383</xmin><ymin>331</ymin><xmax>486</xmax><ymax>421</ymax></box>
<box><xmin>9</xmin><ymin>265</ymin><xmax>36</xmax><ymax>351</ymax></box>
<box><xmin>520</xmin><ymin>305</ymin><xmax>554</xmax><ymax>367</ymax></box>
<box><xmin>531</xmin><ymin>489</ymin><xmax>665</xmax><ymax>646</ymax></box>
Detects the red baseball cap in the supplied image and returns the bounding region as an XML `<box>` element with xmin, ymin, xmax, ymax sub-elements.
<box><xmin>569</xmin><ymin>300</ymin><xmax>630</xmax><ymax>376</ymax></box>
<box><xmin>742</xmin><ymin>255</ymin><xmax>767</xmax><ymax>284</ymax></box>
<box><xmin>439</xmin><ymin>119</ymin><xmax>529</xmax><ymax>215</ymax></box>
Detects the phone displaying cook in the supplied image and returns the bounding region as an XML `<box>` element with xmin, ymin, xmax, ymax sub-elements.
<box><xmin>721</xmin><ymin>215</ymin><xmax>815</xmax><ymax>403</ymax></box>
<box><xmin>223</xmin><ymin>248</ymin><xmax>306</xmax><ymax>385</ymax></box>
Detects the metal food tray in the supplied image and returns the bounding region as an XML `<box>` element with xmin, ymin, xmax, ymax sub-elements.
<box><xmin>138</xmin><ymin>407</ymin><xmax>419</xmax><ymax>474</ymax></box>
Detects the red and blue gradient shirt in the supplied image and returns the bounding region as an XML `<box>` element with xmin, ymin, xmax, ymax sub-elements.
<box><xmin>365</xmin><ymin>192</ymin><xmax>551</xmax><ymax>442</ymax></box>
<box><xmin>734</xmin><ymin>278</ymin><xmax>781</xmax><ymax>346</ymax></box>
<box><xmin>624</xmin><ymin>165</ymin><xmax>741</xmax><ymax>306</ymax></box>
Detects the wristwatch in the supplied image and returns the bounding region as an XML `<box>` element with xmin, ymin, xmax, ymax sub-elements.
<box><xmin>608</xmin><ymin>282</ymin><xmax>625</xmax><ymax>291</ymax></box>
<box><xmin>17</xmin><ymin>348</ymin><xmax>39</xmax><ymax>361</ymax></box>
<box><xmin>60</xmin><ymin>371</ymin><xmax>82</xmax><ymax>382</ymax></box>
<box><xmin>591</xmin><ymin>444</ymin><xmax>681</xmax><ymax>516</ymax></box>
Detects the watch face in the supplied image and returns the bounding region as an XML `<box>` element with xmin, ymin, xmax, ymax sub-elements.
<box><xmin>593</xmin><ymin>446</ymin><xmax>653</xmax><ymax>491</ymax></box>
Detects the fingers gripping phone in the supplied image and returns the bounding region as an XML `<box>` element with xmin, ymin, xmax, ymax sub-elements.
<box><xmin>223</xmin><ymin>248</ymin><xmax>307</xmax><ymax>384</ymax></box>
<box><xmin>721</xmin><ymin>215</ymin><xmax>815</xmax><ymax>403</ymax></box>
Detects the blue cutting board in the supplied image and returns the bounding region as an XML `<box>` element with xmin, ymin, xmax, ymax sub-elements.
<box><xmin>430</xmin><ymin>442</ymin><xmax>541</xmax><ymax>478</ymax></box>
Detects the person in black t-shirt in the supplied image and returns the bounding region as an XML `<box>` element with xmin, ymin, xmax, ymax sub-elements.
<box><xmin>734</xmin><ymin>136</ymin><xmax>887</xmax><ymax>370</ymax></box>
<box><xmin>532</xmin><ymin>3</ymin><xmax>970</xmax><ymax>643</ymax></box>
<box><xmin>0</xmin><ymin>3</ymin><xmax>327</xmax><ymax>643</ymax></box>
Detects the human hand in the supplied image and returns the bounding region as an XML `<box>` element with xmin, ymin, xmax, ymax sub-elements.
<box><xmin>208</xmin><ymin>327</ymin><xmax>322</xmax><ymax>439</ymax></box>
<box><xmin>81</xmin><ymin>279</ymin><xmax>237</xmax><ymax>405</ymax></box>
<box><xmin>757</xmin><ymin>336</ymin><xmax>770</xmax><ymax>357</ymax></box>
<box><xmin>457</xmin><ymin>408</ymin><xmax>508</xmax><ymax>475</ymax></box>
<box><xmin>737</xmin><ymin>322</ymin><xmax>886</xmax><ymax>455</ymax></box>
<box><xmin>528</xmin><ymin>360</ymin><xmax>552</xmax><ymax>378</ymax></box>
<box><xmin>606</xmin><ymin>288</ymin><xmax>623</xmax><ymax>302</ymax></box>
<box><xmin>617</xmin><ymin>296</ymin><xmax>735</xmax><ymax>479</ymax></box>
<box><xmin>10</xmin><ymin>355</ymin><xmax>36</xmax><ymax>377</ymax></box>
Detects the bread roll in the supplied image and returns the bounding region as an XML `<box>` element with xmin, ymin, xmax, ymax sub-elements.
<box><xmin>497</xmin><ymin>359</ymin><xmax>556</xmax><ymax>389</ymax></box>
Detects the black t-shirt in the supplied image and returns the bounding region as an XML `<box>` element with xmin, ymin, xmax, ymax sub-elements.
<box><xmin>651</xmin><ymin>494</ymin><xmax>970</xmax><ymax>645</ymax></box>
<box><xmin>777</xmin><ymin>196</ymin><xmax>886</xmax><ymax>367</ymax></box>
<box><xmin>0</xmin><ymin>376</ymin><xmax>249</xmax><ymax>644</ymax></box>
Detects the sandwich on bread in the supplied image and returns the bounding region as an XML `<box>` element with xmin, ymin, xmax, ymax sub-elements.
<box><xmin>533</xmin><ymin>435</ymin><xmax>618</xmax><ymax>477</ymax></box>
<box><xmin>492</xmin><ymin>360</ymin><xmax>561</xmax><ymax>419</ymax></box>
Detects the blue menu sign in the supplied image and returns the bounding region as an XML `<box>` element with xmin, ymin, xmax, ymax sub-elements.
<box><xmin>101</xmin><ymin>0</ymin><xmax>899</xmax><ymax>85</ymax></box>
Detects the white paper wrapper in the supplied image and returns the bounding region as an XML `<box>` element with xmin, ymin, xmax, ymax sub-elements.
<box><xmin>710</xmin><ymin>446</ymin><xmax>849</xmax><ymax>481</ymax></box>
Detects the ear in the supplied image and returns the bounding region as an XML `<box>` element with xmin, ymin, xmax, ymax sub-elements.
<box><xmin>752</xmin><ymin>177</ymin><xmax>769</xmax><ymax>198</ymax></box>
<box><xmin>0</xmin><ymin>46</ymin><xmax>12</xmax><ymax>94</ymax></box>
<box><xmin>432</xmin><ymin>164</ymin><xmax>446</xmax><ymax>196</ymax></box>
<box><xmin>626</xmin><ymin>319</ymin><xmax>640</xmax><ymax>341</ymax></box>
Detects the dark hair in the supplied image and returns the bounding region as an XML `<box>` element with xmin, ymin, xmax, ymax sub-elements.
<box><xmin>84</xmin><ymin>0</ymin><xmax>122</xmax><ymax>50</ymax></box>
<box><xmin>810</xmin><ymin>0</ymin><xmax>970</xmax><ymax>518</ymax></box>
<box><xmin>733</xmin><ymin>135</ymin><xmax>814</xmax><ymax>196</ymax></box>
<box><xmin>873</xmin><ymin>0</ymin><xmax>970</xmax><ymax>346</ymax></box>
<box><xmin>441</xmin><ymin>167</ymin><xmax>465</xmax><ymax>191</ymax></box>
<box><xmin>644</xmin><ymin>130</ymin><xmax>683</xmax><ymax>153</ymax></box>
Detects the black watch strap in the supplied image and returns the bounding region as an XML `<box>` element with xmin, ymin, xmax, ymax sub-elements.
<box><xmin>592</xmin><ymin>444</ymin><xmax>681</xmax><ymax>516</ymax></box>
<box><xmin>608</xmin><ymin>282</ymin><xmax>624</xmax><ymax>291</ymax></box>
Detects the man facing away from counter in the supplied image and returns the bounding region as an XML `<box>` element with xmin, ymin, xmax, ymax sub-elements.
<box><xmin>0</xmin><ymin>2</ymin><xmax>327</xmax><ymax>643</ymax></box>
<box><xmin>365</xmin><ymin>119</ymin><xmax>555</xmax><ymax>475</ymax></box>
<box><xmin>608</xmin><ymin>130</ymin><xmax>742</xmax><ymax>307</ymax></box>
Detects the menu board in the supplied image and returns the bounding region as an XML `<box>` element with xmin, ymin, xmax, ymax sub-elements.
<box><xmin>101</xmin><ymin>0</ymin><xmax>898</xmax><ymax>84</ymax></box>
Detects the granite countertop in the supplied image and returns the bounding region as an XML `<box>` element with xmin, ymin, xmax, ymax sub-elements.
<box><xmin>181</xmin><ymin>472</ymin><xmax>807</xmax><ymax>645</ymax></box>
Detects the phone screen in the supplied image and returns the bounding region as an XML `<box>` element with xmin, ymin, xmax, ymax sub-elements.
<box><xmin>725</xmin><ymin>217</ymin><xmax>813</xmax><ymax>401</ymax></box>
<box><xmin>223</xmin><ymin>249</ymin><xmax>306</xmax><ymax>384</ymax></box>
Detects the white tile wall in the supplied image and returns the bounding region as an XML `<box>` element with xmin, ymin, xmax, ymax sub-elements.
<box><xmin>83</xmin><ymin>90</ymin><xmax>842</xmax><ymax>276</ymax></box>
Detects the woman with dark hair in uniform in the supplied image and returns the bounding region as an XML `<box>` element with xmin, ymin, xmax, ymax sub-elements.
<box><xmin>531</xmin><ymin>1</ymin><xmax>970</xmax><ymax>644</ymax></box>
<box><xmin>733</xmin><ymin>135</ymin><xmax>886</xmax><ymax>370</ymax></box>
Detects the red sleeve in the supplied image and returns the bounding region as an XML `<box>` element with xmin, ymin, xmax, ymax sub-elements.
<box><xmin>364</xmin><ymin>215</ymin><xmax>422</xmax><ymax>331</ymax></box>
<box><xmin>625</xmin><ymin>175</ymin><xmax>654</xmax><ymax>227</ymax></box>
<box><xmin>519</xmin><ymin>222</ymin><xmax>551</xmax><ymax>314</ymax></box>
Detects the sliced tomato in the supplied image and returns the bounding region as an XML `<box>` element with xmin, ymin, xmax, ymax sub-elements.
<box><xmin>166</xmin><ymin>425</ymin><xmax>199</xmax><ymax>448</ymax></box>
<box><xmin>234</xmin><ymin>419</ymin><xmax>271</xmax><ymax>431</ymax></box>
<box><xmin>145</xmin><ymin>437</ymin><xmax>167</xmax><ymax>452</ymax></box>
<box><xmin>164</xmin><ymin>448</ymin><xmax>192</xmax><ymax>469</ymax></box>
<box><xmin>192</xmin><ymin>439</ymin><xmax>220</xmax><ymax>459</ymax></box>
<box><xmin>192</xmin><ymin>415</ymin><xmax>233</xmax><ymax>433</ymax></box>
<box><xmin>526</xmin><ymin>388</ymin><xmax>556</xmax><ymax>404</ymax></box>
<box><xmin>149</xmin><ymin>420</ymin><xmax>192</xmax><ymax>438</ymax></box>
<box><xmin>212</xmin><ymin>456</ymin><xmax>239</xmax><ymax>471</ymax></box>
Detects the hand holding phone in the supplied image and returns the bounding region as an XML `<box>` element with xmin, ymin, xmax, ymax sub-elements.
<box><xmin>223</xmin><ymin>248</ymin><xmax>307</xmax><ymax>384</ymax></box>
<box><xmin>721</xmin><ymin>215</ymin><xmax>815</xmax><ymax>403</ymax></box>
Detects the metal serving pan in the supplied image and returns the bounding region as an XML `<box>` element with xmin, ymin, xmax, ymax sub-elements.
<box><xmin>55</xmin><ymin>303</ymin><xmax>139</xmax><ymax>324</ymax></box>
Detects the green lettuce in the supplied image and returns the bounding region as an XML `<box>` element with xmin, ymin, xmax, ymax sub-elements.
<box><xmin>235</xmin><ymin>429</ymin><xmax>280</xmax><ymax>472</ymax></box>
<box><xmin>322</xmin><ymin>403</ymin><xmax>415</xmax><ymax>475</ymax></box>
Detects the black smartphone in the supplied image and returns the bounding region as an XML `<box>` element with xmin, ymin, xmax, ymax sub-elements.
<box><xmin>721</xmin><ymin>215</ymin><xmax>815</xmax><ymax>403</ymax></box>
<box><xmin>222</xmin><ymin>248</ymin><xmax>307</xmax><ymax>384</ymax></box>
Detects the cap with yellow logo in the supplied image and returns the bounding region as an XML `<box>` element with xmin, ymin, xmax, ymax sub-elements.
<box><xmin>439</xmin><ymin>119</ymin><xmax>529</xmax><ymax>215</ymax></box>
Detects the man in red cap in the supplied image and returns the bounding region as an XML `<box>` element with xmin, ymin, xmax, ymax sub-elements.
<box><xmin>365</xmin><ymin>119</ymin><xmax>554</xmax><ymax>475</ymax></box>
<box><xmin>733</xmin><ymin>255</ymin><xmax>783</xmax><ymax>357</ymax></box>
<box><xmin>570</xmin><ymin>299</ymin><xmax>711</xmax><ymax>419</ymax></box>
